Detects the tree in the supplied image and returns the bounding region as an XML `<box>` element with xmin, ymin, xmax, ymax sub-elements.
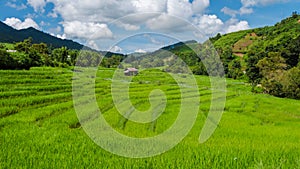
<box><xmin>246</xmin><ymin>42</ymin><xmax>266</xmax><ymax>88</ymax></box>
<box><xmin>51</xmin><ymin>47</ymin><xmax>69</xmax><ymax>65</ymax></box>
<box><xmin>282</xmin><ymin>35</ymin><xmax>300</xmax><ymax>68</ymax></box>
<box><xmin>15</xmin><ymin>37</ymin><xmax>32</xmax><ymax>54</ymax></box>
<box><xmin>31</xmin><ymin>43</ymin><xmax>48</xmax><ymax>55</ymax></box>
<box><xmin>282</xmin><ymin>67</ymin><xmax>300</xmax><ymax>99</ymax></box>
<box><xmin>209</xmin><ymin>33</ymin><xmax>222</xmax><ymax>43</ymax></box>
<box><xmin>0</xmin><ymin>44</ymin><xmax>5</xmax><ymax>49</ymax></box>
<box><xmin>256</xmin><ymin>52</ymin><xmax>287</xmax><ymax>96</ymax></box>
<box><xmin>0</xmin><ymin>50</ymin><xmax>16</xmax><ymax>69</ymax></box>
<box><xmin>69</xmin><ymin>50</ymin><xmax>78</xmax><ymax>66</ymax></box>
<box><xmin>292</xmin><ymin>11</ymin><xmax>298</xmax><ymax>18</ymax></box>
<box><xmin>228</xmin><ymin>59</ymin><xmax>243</xmax><ymax>79</ymax></box>
<box><xmin>220</xmin><ymin>47</ymin><xmax>234</xmax><ymax>75</ymax></box>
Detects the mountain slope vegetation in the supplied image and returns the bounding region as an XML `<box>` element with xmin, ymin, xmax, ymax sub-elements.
<box><xmin>0</xmin><ymin>21</ymin><xmax>84</xmax><ymax>50</ymax></box>
<box><xmin>212</xmin><ymin>13</ymin><xmax>300</xmax><ymax>99</ymax></box>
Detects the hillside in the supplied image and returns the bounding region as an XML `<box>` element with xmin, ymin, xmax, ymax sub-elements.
<box><xmin>212</xmin><ymin>14</ymin><xmax>300</xmax><ymax>54</ymax></box>
<box><xmin>129</xmin><ymin>13</ymin><xmax>300</xmax><ymax>99</ymax></box>
<box><xmin>0</xmin><ymin>21</ymin><xmax>85</xmax><ymax>50</ymax></box>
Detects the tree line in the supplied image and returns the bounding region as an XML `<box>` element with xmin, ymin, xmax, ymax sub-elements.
<box><xmin>0</xmin><ymin>37</ymin><xmax>124</xmax><ymax>70</ymax></box>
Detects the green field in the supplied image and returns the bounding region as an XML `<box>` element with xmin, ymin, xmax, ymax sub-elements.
<box><xmin>1</xmin><ymin>67</ymin><xmax>300</xmax><ymax>168</ymax></box>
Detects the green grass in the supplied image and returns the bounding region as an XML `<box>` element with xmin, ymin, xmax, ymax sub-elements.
<box><xmin>0</xmin><ymin>43</ymin><xmax>15</xmax><ymax>50</ymax></box>
<box><xmin>1</xmin><ymin>67</ymin><xmax>300</xmax><ymax>168</ymax></box>
<box><xmin>213</xmin><ymin>30</ymin><xmax>251</xmax><ymax>50</ymax></box>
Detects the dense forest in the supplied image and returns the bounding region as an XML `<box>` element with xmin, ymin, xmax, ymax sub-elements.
<box><xmin>0</xmin><ymin>13</ymin><xmax>299</xmax><ymax>99</ymax></box>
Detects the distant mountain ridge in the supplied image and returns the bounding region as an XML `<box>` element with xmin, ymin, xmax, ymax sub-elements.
<box><xmin>0</xmin><ymin>21</ymin><xmax>85</xmax><ymax>50</ymax></box>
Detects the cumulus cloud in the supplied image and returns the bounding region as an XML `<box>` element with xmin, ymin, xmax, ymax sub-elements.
<box><xmin>146</xmin><ymin>13</ymin><xmax>192</xmax><ymax>32</ymax></box>
<box><xmin>191</xmin><ymin>0</ymin><xmax>210</xmax><ymax>14</ymax></box>
<box><xmin>116</xmin><ymin>22</ymin><xmax>140</xmax><ymax>31</ymax></box>
<box><xmin>46</xmin><ymin>0</ymin><xmax>210</xmax><ymax>38</ymax></box>
<box><xmin>4</xmin><ymin>17</ymin><xmax>40</xmax><ymax>30</ymax></box>
<box><xmin>194</xmin><ymin>15</ymin><xmax>224</xmax><ymax>35</ymax></box>
<box><xmin>48</xmin><ymin>0</ymin><xmax>136</xmax><ymax>22</ymax></box>
<box><xmin>110</xmin><ymin>46</ymin><xmax>123</xmax><ymax>53</ymax></box>
<box><xmin>134</xmin><ymin>49</ymin><xmax>147</xmax><ymax>53</ymax></box>
<box><xmin>225</xmin><ymin>19</ymin><xmax>250</xmax><ymax>33</ymax></box>
<box><xmin>131</xmin><ymin>0</ymin><xmax>166</xmax><ymax>13</ymax></box>
<box><xmin>62</xmin><ymin>21</ymin><xmax>113</xmax><ymax>40</ymax></box>
<box><xmin>167</xmin><ymin>0</ymin><xmax>193</xmax><ymax>19</ymax></box>
<box><xmin>192</xmin><ymin>15</ymin><xmax>251</xmax><ymax>36</ymax></box>
<box><xmin>27</xmin><ymin>0</ymin><xmax>46</xmax><ymax>12</ymax></box>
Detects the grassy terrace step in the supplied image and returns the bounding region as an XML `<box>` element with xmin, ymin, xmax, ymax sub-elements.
<box><xmin>0</xmin><ymin>92</ymin><xmax>72</xmax><ymax>107</ymax></box>
<box><xmin>0</xmin><ymin>100</ymin><xmax>74</xmax><ymax>123</ymax></box>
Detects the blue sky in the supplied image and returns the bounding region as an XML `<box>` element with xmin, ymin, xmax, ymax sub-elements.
<box><xmin>1</xmin><ymin>0</ymin><xmax>300</xmax><ymax>53</ymax></box>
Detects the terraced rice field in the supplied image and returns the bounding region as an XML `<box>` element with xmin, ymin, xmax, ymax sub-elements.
<box><xmin>1</xmin><ymin>67</ymin><xmax>300</xmax><ymax>168</ymax></box>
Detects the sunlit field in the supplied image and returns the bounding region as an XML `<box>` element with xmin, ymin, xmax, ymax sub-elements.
<box><xmin>1</xmin><ymin>67</ymin><xmax>300</xmax><ymax>168</ymax></box>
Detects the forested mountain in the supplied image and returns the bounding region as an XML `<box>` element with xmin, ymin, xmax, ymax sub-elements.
<box><xmin>0</xmin><ymin>21</ymin><xmax>84</xmax><ymax>50</ymax></box>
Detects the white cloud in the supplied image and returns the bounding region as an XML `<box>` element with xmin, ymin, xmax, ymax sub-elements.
<box><xmin>134</xmin><ymin>49</ymin><xmax>147</xmax><ymax>53</ymax></box>
<box><xmin>191</xmin><ymin>0</ymin><xmax>210</xmax><ymax>14</ymax></box>
<box><xmin>239</xmin><ymin>6</ymin><xmax>254</xmax><ymax>15</ymax></box>
<box><xmin>223</xmin><ymin>0</ymin><xmax>288</xmax><ymax>16</ymax></box>
<box><xmin>194</xmin><ymin>15</ymin><xmax>224</xmax><ymax>35</ymax></box>
<box><xmin>167</xmin><ymin>0</ymin><xmax>193</xmax><ymax>19</ymax></box>
<box><xmin>225</xmin><ymin>19</ymin><xmax>250</xmax><ymax>33</ymax></box>
<box><xmin>110</xmin><ymin>46</ymin><xmax>123</xmax><ymax>53</ymax></box>
<box><xmin>62</xmin><ymin>21</ymin><xmax>113</xmax><ymax>40</ymax></box>
<box><xmin>27</xmin><ymin>0</ymin><xmax>46</xmax><ymax>12</ymax></box>
<box><xmin>116</xmin><ymin>22</ymin><xmax>140</xmax><ymax>31</ymax></box>
<box><xmin>6</xmin><ymin>2</ymin><xmax>27</xmax><ymax>10</ymax></box>
<box><xmin>241</xmin><ymin>0</ymin><xmax>288</xmax><ymax>7</ymax></box>
<box><xmin>24</xmin><ymin>0</ymin><xmax>262</xmax><ymax>51</ymax></box>
<box><xmin>131</xmin><ymin>0</ymin><xmax>166</xmax><ymax>13</ymax></box>
<box><xmin>4</xmin><ymin>17</ymin><xmax>40</xmax><ymax>30</ymax></box>
<box><xmin>192</xmin><ymin>15</ymin><xmax>251</xmax><ymax>36</ymax></box>
<box><xmin>56</xmin><ymin>34</ymin><xmax>67</xmax><ymax>39</ymax></box>
<box><xmin>87</xmin><ymin>40</ymin><xmax>100</xmax><ymax>50</ymax></box>
<box><xmin>50</xmin><ymin>33</ymin><xmax>66</xmax><ymax>40</ymax></box>
<box><xmin>47</xmin><ymin>0</ymin><xmax>211</xmax><ymax>37</ymax></box>
<box><xmin>146</xmin><ymin>13</ymin><xmax>191</xmax><ymax>32</ymax></box>
<box><xmin>48</xmin><ymin>0</ymin><xmax>136</xmax><ymax>22</ymax></box>
<box><xmin>221</xmin><ymin>7</ymin><xmax>239</xmax><ymax>17</ymax></box>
